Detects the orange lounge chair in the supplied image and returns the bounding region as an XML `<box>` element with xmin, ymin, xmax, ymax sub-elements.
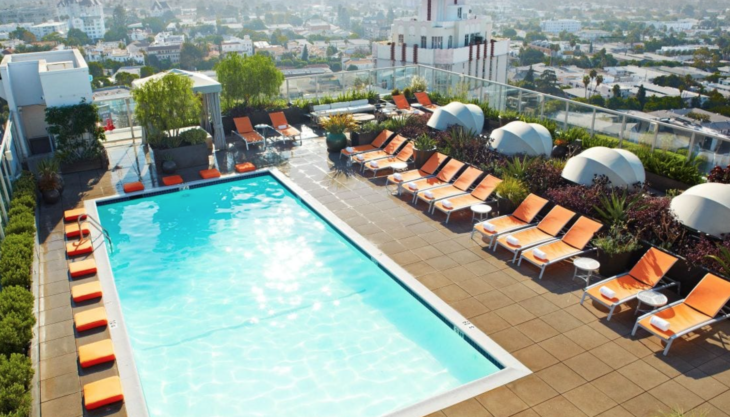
<box><xmin>352</xmin><ymin>135</ymin><xmax>408</xmax><ymax>170</ymax></box>
<box><xmin>400</xmin><ymin>159</ymin><xmax>465</xmax><ymax>199</ymax></box>
<box><xmin>74</xmin><ymin>307</ymin><xmax>108</xmax><ymax>332</ymax></box>
<box><xmin>233</xmin><ymin>117</ymin><xmax>265</xmax><ymax>150</ymax></box>
<box><xmin>518</xmin><ymin>216</ymin><xmax>603</xmax><ymax>279</ymax></box>
<box><xmin>633</xmin><ymin>273</ymin><xmax>730</xmax><ymax>355</ymax></box>
<box><xmin>269</xmin><ymin>112</ymin><xmax>301</xmax><ymax>144</ymax></box>
<box><xmin>414</xmin><ymin>92</ymin><xmax>439</xmax><ymax>110</ymax></box>
<box><xmin>199</xmin><ymin>168</ymin><xmax>221</xmax><ymax>179</ymax></box>
<box><xmin>432</xmin><ymin>174</ymin><xmax>502</xmax><ymax>223</ymax></box>
<box><xmin>582</xmin><ymin>248</ymin><xmax>679</xmax><ymax>320</ymax></box>
<box><xmin>72</xmin><ymin>281</ymin><xmax>103</xmax><ymax>303</ymax></box>
<box><xmin>122</xmin><ymin>182</ymin><xmax>144</xmax><ymax>193</ymax></box>
<box><xmin>66</xmin><ymin>239</ymin><xmax>93</xmax><ymax>257</ymax></box>
<box><xmin>65</xmin><ymin>222</ymin><xmax>90</xmax><ymax>239</ymax></box>
<box><xmin>162</xmin><ymin>175</ymin><xmax>183</xmax><ymax>186</ymax></box>
<box><xmin>414</xmin><ymin>166</ymin><xmax>482</xmax><ymax>208</ymax></box>
<box><xmin>79</xmin><ymin>339</ymin><xmax>115</xmax><ymax>368</ymax></box>
<box><xmin>392</xmin><ymin>95</ymin><xmax>412</xmax><ymax>111</ymax></box>
<box><xmin>494</xmin><ymin>205</ymin><xmax>576</xmax><ymax>262</ymax></box>
<box><xmin>69</xmin><ymin>259</ymin><xmax>97</xmax><ymax>278</ymax></box>
<box><xmin>363</xmin><ymin>142</ymin><xmax>414</xmax><ymax>176</ymax></box>
<box><xmin>84</xmin><ymin>376</ymin><xmax>124</xmax><ymax>410</ymax></box>
<box><xmin>471</xmin><ymin>194</ymin><xmax>549</xmax><ymax>246</ymax></box>
<box><xmin>340</xmin><ymin>129</ymin><xmax>394</xmax><ymax>160</ymax></box>
<box><xmin>64</xmin><ymin>208</ymin><xmax>86</xmax><ymax>222</ymax></box>
<box><xmin>385</xmin><ymin>152</ymin><xmax>448</xmax><ymax>192</ymax></box>
<box><xmin>235</xmin><ymin>162</ymin><xmax>256</xmax><ymax>173</ymax></box>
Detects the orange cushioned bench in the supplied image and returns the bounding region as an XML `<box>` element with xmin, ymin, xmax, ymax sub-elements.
<box><xmin>69</xmin><ymin>259</ymin><xmax>97</xmax><ymax>278</ymax></box>
<box><xmin>66</xmin><ymin>240</ymin><xmax>93</xmax><ymax>257</ymax></box>
<box><xmin>122</xmin><ymin>182</ymin><xmax>145</xmax><ymax>193</ymax></box>
<box><xmin>162</xmin><ymin>175</ymin><xmax>183</xmax><ymax>186</ymax></box>
<box><xmin>64</xmin><ymin>208</ymin><xmax>86</xmax><ymax>222</ymax></box>
<box><xmin>74</xmin><ymin>307</ymin><xmax>108</xmax><ymax>332</ymax></box>
<box><xmin>72</xmin><ymin>281</ymin><xmax>103</xmax><ymax>303</ymax></box>
<box><xmin>64</xmin><ymin>222</ymin><xmax>90</xmax><ymax>239</ymax></box>
<box><xmin>79</xmin><ymin>339</ymin><xmax>115</xmax><ymax>368</ymax></box>
<box><xmin>199</xmin><ymin>168</ymin><xmax>221</xmax><ymax>179</ymax></box>
<box><xmin>84</xmin><ymin>376</ymin><xmax>124</xmax><ymax>410</ymax></box>
<box><xmin>235</xmin><ymin>162</ymin><xmax>256</xmax><ymax>173</ymax></box>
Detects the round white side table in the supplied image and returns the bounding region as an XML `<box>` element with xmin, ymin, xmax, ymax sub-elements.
<box><xmin>573</xmin><ymin>257</ymin><xmax>600</xmax><ymax>287</ymax></box>
<box><xmin>390</xmin><ymin>162</ymin><xmax>408</xmax><ymax>172</ymax></box>
<box><xmin>471</xmin><ymin>204</ymin><xmax>492</xmax><ymax>223</ymax></box>
<box><xmin>636</xmin><ymin>290</ymin><xmax>668</xmax><ymax>315</ymax></box>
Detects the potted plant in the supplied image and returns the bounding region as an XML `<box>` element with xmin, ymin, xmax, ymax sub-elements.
<box><xmin>150</xmin><ymin>127</ymin><xmax>210</xmax><ymax>174</ymax></box>
<box><xmin>321</xmin><ymin>114</ymin><xmax>357</xmax><ymax>152</ymax></box>
<box><xmin>161</xmin><ymin>154</ymin><xmax>177</xmax><ymax>174</ymax></box>
<box><xmin>594</xmin><ymin>223</ymin><xmax>643</xmax><ymax>277</ymax></box>
<box><xmin>495</xmin><ymin>176</ymin><xmax>529</xmax><ymax>214</ymax></box>
<box><xmin>552</xmin><ymin>128</ymin><xmax>588</xmax><ymax>159</ymax></box>
<box><xmin>413</xmin><ymin>134</ymin><xmax>438</xmax><ymax>168</ymax></box>
<box><xmin>351</xmin><ymin>121</ymin><xmax>381</xmax><ymax>147</ymax></box>
<box><xmin>36</xmin><ymin>158</ymin><xmax>62</xmax><ymax>205</ymax></box>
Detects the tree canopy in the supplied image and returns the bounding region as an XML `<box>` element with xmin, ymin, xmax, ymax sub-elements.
<box><xmin>132</xmin><ymin>73</ymin><xmax>201</xmax><ymax>140</ymax></box>
<box><xmin>215</xmin><ymin>53</ymin><xmax>284</xmax><ymax>110</ymax></box>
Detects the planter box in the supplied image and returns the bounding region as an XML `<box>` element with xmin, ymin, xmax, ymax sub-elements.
<box><xmin>351</xmin><ymin>131</ymin><xmax>378</xmax><ymax>147</ymax></box>
<box><xmin>222</xmin><ymin>116</ymin><xmax>235</xmax><ymax>135</ymax></box>
<box><xmin>152</xmin><ymin>143</ymin><xmax>209</xmax><ymax>174</ymax></box>
<box><xmin>645</xmin><ymin>171</ymin><xmax>692</xmax><ymax>193</ymax></box>
<box><xmin>596</xmin><ymin>247</ymin><xmax>645</xmax><ymax>278</ymax></box>
<box><xmin>60</xmin><ymin>152</ymin><xmax>109</xmax><ymax>174</ymax></box>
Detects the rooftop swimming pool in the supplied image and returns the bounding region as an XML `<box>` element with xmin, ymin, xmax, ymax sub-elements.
<box><xmin>91</xmin><ymin>170</ymin><xmax>528</xmax><ymax>417</ymax></box>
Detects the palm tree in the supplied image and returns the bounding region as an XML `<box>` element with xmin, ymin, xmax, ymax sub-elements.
<box><xmin>583</xmin><ymin>75</ymin><xmax>591</xmax><ymax>98</ymax></box>
<box><xmin>594</xmin><ymin>75</ymin><xmax>604</xmax><ymax>96</ymax></box>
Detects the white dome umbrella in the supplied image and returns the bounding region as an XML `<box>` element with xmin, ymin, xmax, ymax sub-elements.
<box><xmin>671</xmin><ymin>183</ymin><xmax>730</xmax><ymax>238</ymax></box>
<box><xmin>489</xmin><ymin>121</ymin><xmax>552</xmax><ymax>157</ymax></box>
<box><xmin>426</xmin><ymin>102</ymin><xmax>484</xmax><ymax>133</ymax></box>
<box><xmin>562</xmin><ymin>147</ymin><xmax>646</xmax><ymax>187</ymax></box>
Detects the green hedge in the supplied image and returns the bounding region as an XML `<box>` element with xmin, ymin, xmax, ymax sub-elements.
<box><xmin>0</xmin><ymin>171</ymin><xmax>37</xmax><ymax>417</ymax></box>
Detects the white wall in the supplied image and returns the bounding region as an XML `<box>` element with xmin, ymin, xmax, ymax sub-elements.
<box><xmin>8</xmin><ymin>61</ymin><xmax>44</xmax><ymax>107</ymax></box>
<box><xmin>40</xmin><ymin>69</ymin><xmax>92</xmax><ymax>107</ymax></box>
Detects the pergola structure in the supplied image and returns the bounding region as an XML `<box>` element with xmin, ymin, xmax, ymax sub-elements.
<box><xmin>131</xmin><ymin>69</ymin><xmax>226</xmax><ymax>149</ymax></box>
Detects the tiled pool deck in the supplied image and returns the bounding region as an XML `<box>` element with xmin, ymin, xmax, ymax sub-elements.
<box><xmin>35</xmin><ymin>132</ymin><xmax>730</xmax><ymax>417</ymax></box>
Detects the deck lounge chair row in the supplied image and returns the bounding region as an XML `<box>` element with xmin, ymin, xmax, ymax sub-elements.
<box><xmin>232</xmin><ymin>112</ymin><xmax>301</xmax><ymax>150</ymax></box>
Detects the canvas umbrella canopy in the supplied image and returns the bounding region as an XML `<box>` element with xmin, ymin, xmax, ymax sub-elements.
<box><xmin>562</xmin><ymin>146</ymin><xmax>645</xmax><ymax>187</ymax></box>
<box><xmin>427</xmin><ymin>102</ymin><xmax>484</xmax><ymax>133</ymax></box>
<box><xmin>489</xmin><ymin>121</ymin><xmax>552</xmax><ymax>157</ymax></box>
<box><xmin>671</xmin><ymin>183</ymin><xmax>730</xmax><ymax>238</ymax></box>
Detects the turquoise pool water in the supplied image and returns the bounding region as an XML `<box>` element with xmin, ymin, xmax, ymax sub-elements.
<box><xmin>97</xmin><ymin>174</ymin><xmax>501</xmax><ymax>417</ymax></box>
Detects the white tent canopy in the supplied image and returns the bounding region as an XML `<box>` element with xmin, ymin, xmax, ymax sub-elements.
<box><xmin>489</xmin><ymin>121</ymin><xmax>552</xmax><ymax>157</ymax></box>
<box><xmin>132</xmin><ymin>69</ymin><xmax>225</xmax><ymax>149</ymax></box>
<box><xmin>427</xmin><ymin>102</ymin><xmax>484</xmax><ymax>133</ymax></box>
<box><xmin>562</xmin><ymin>147</ymin><xmax>645</xmax><ymax>186</ymax></box>
<box><xmin>671</xmin><ymin>183</ymin><xmax>730</xmax><ymax>238</ymax></box>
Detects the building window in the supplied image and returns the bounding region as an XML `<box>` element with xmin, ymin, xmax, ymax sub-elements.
<box><xmin>398</xmin><ymin>34</ymin><xmax>404</xmax><ymax>44</ymax></box>
<box><xmin>420</xmin><ymin>36</ymin><xmax>426</xmax><ymax>48</ymax></box>
<box><xmin>431</xmin><ymin>36</ymin><xmax>442</xmax><ymax>49</ymax></box>
<box><xmin>464</xmin><ymin>35</ymin><xmax>468</xmax><ymax>46</ymax></box>
<box><xmin>457</xmin><ymin>7</ymin><xmax>462</xmax><ymax>18</ymax></box>
<box><xmin>448</xmin><ymin>36</ymin><xmax>452</xmax><ymax>48</ymax></box>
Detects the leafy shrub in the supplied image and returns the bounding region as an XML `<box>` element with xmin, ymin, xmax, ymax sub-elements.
<box><xmin>502</xmin><ymin>156</ymin><xmax>534</xmax><ymax>181</ymax></box>
<box><xmin>402</xmin><ymin>87</ymin><xmax>413</xmax><ymax>98</ymax></box>
<box><xmin>708</xmin><ymin>164</ymin><xmax>730</xmax><ymax>183</ymax></box>
<box><xmin>12</xmin><ymin>173</ymin><xmax>36</xmax><ymax>196</ymax></box>
<box><xmin>179</xmin><ymin>128</ymin><xmax>209</xmax><ymax>146</ymax></box>
<box><xmin>9</xmin><ymin>196</ymin><xmax>35</xmax><ymax>212</ymax></box>
<box><xmin>524</xmin><ymin>158</ymin><xmax>565</xmax><ymax>195</ymax></box>
<box><xmin>496</xmin><ymin>176</ymin><xmax>529</xmax><ymax>207</ymax></box>
<box><xmin>593</xmin><ymin>192</ymin><xmax>638</xmax><ymax>227</ymax></box>
<box><xmin>636</xmin><ymin>149</ymin><xmax>704</xmax><ymax>185</ymax></box>
<box><xmin>391</xmin><ymin>88</ymin><xmax>401</xmax><ymax>96</ymax></box>
<box><xmin>0</xmin><ymin>234</ymin><xmax>34</xmax><ymax>288</ymax></box>
<box><xmin>627</xmin><ymin>196</ymin><xmax>685</xmax><ymax>250</ymax></box>
<box><xmin>679</xmin><ymin>235</ymin><xmax>730</xmax><ymax>273</ymax></box>
<box><xmin>414</xmin><ymin>134</ymin><xmax>437</xmax><ymax>150</ymax></box>
<box><xmin>45</xmin><ymin>101</ymin><xmax>106</xmax><ymax>163</ymax></box>
<box><xmin>546</xmin><ymin>179</ymin><xmax>609</xmax><ymax>218</ymax></box>
<box><xmin>556</xmin><ymin>127</ymin><xmax>589</xmax><ymax>145</ymax></box>
<box><xmin>594</xmin><ymin>223</ymin><xmax>641</xmax><ymax>255</ymax></box>
<box><xmin>436</xmin><ymin>127</ymin><xmax>502</xmax><ymax>168</ymax></box>
<box><xmin>0</xmin><ymin>287</ymin><xmax>35</xmax><ymax>356</ymax></box>
<box><xmin>409</xmin><ymin>76</ymin><xmax>427</xmax><ymax>93</ymax></box>
<box><xmin>0</xmin><ymin>353</ymin><xmax>33</xmax><ymax>417</ymax></box>
<box><xmin>358</xmin><ymin>121</ymin><xmax>382</xmax><ymax>134</ymax></box>
<box><xmin>4</xmin><ymin>213</ymin><xmax>35</xmax><ymax>236</ymax></box>
<box><xmin>582</xmin><ymin>134</ymin><xmax>620</xmax><ymax>149</ymax></box>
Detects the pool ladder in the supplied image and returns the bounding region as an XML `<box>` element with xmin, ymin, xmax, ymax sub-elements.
<box><xmin>78</xmin><ymin>215</ymin><xmax>114</xmax><ymax>252</ymax></box>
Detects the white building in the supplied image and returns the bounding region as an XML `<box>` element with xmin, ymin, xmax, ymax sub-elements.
<box><xmin>221</xmin><ymin>35</ymin><xmax>253</xmax><ymax>57</ymax></box>
<box><xmin>0</xmin><ymin>49</ymin><xmax>93</xmax><ymax>158</ymax></box>
<box><xmin>644</xmin><ymin>19</ymin><xmax>696</xmax><ymax>32</ymax></box>
<box><xmin>373</xmin><ymin>0</ymin><xmax>510</xmax><ymax>84</ymax></box>
<box><xmin>540</xmin><ymin>19</ymin><xmax>581</xmax><ymax>34</ymax></box>
<box><xmin>29</xmin><ymin>21</ymin><xmax>68</xmax><ymax>39</ymax></box>
<box><xmin>57</xmin><ymin>0</ymin><xmax>105</xmax><ymax>40</ymax></box>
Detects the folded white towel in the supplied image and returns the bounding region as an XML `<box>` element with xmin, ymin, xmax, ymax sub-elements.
<box><xmin>532</xmin><ymin>248</ymin><xmax>548</xmax><ymax>260</ymax></box>
<box><xmin>278</xmin><ymin>124</ymin><xmax>288</xmax><ymax>130</ymax></box>
<box><xmin>424</xmin><ymin>190</ymin><xmax>434</xmax><ymax>199</ymax></box>
<box><xmin>357</xmin><ymin>154</ymin><xmax>365</xmax><ymax>161</ymax></box>
<box><xmin>650</xmin><ymin>315</ymin><xmax>671</xmax><ymax>332</ymax></box>
<box><xmin>408</xmin><ymin>182</ymin><xmax>418</xmax><ymax>191</ymax></box>
<box><xmin>369</xmin><ymin>160</ymin><xmax>379</xmax><ymax>168</ymax></box>
<box><xmin>599</xmin><ymin>286</ymin><xmax>616</xmax><ymax>300</ymax></box>
<box><xmin>346</xmin><ymin>147</ymin><xmax>354</xmax><ymax>152</ymax></box>
<box><xmin>506</xmin><ymin>235</ymin><xmax>520</xmax><ymax>246</ymax></box>
<box><xmin>442</xmin><ymin>199</ymin><xmax>453</xmax><ymax>209</ymax></box>
<box><xmin>482</xmin><ymin>221</ymin><xmax>496</xmax><ymax>232</ymax></box>
<box><xmin>393</xmin><ymin>173</ymin><xmax>403</xmax><ymax>181</ymax></box>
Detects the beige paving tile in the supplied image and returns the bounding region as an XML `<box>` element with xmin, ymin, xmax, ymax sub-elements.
<box><xmin>592</xmin><ymin>371</ymin><xmax>644</xmax><ymax>404</ymax></box>
<box><xmin>449</xmin><ymin>297</ymin><xmax>489</xmax><ymax>318</ymax></box>
<box><xmin>500</xmin><ymin>283</ymin><xmax>540</xmax><ymax>303</ymax></box>
<box><xmin>537</xmin><ymin>363</ymin><xmax>587</xmax><ymax>394</ymax></box>
<box><xmin>538</xmin><ymin>334</ymin><xmax>586</xmax><ymax>362</ymax></box>
<box><xmin>564</xmin><ymin>325</ymin><xmax>611</xmax><ymax>351</ymax></box>
<box><xmin>513</xmin><ymin>344</ymin><xmax>560</xmax><ymax>372</ymax></box>
<box><xmin>490</xmin><ymin>327</ymin><xmax>535</xmax><ymax>353</ymax></box>
<box><xmin>617</xmin><ymin>359</ymin><xmax>671</xmax><ymax>391</ymax></box>
<box><xmin>672</xmin><ymin>368</ymin><xmax>728</xmax><ymax>401</ymax></box>
<box><xmin>495</xmin><ymin>304</ymin><xmax>537</xmax><ymax>327</ymax></box>
<box><xmin>541</xmin><ymin>309</ymin><xmax>585</xmax><ymax>333</ymax></box>
<box><xmin>648</xmin><ymin>380</ymin><xmax>705</xmax><ymax>412</ymax></box>
<box><xmin>622</xmin><ymin>392</ymin><xmax>670</xmax><ymax>417</ymax></box>
<box><xmin>432</xmin><ymin>284</ymin><xmax>471</xmax><ymax>302</ymax></box>
<box><xmin>564</xmin><ymin>352</ymin><xmax>614</xmax><ymax>381</ymax></box>
<box><xmin>40</xmin><ymin>352</ymin><xmax>78</xmax><ymax>381</ymax></box>
<box><xmin>40</xmin><ymin>392</ymin><xmax>82</xmax><ymax>417</ymax></box>
<box><xmin>563</xmin><ymin>384</ymin><xmax>618</xmax><ymax>417</ymax></box>
<box><xmin>596</xmin><ymin>406</ymin><xmax>635</xmax><ymax>417</ymax></box>
<box><xmin>475</xmin><ymin>290</ymin><xmax>515</xmax><ymax>311</ymax></box>
<box><xmin>517</xmin><ymin>319</ymin><xmax>560</xmax><ymax>343</ymax></box>
<box><xmin>417</xmin><ymin>272</ymin><xmax>453</xmax><ymax>290</ymax></box>
<box><xmin>507</xmin><ymin>374</ymin><xmax>559</xmax><ymax>407</ymax></box>
<box><xmin>532</xmin><ymin>395</ymin><xmax>588</xmax><ymax>417</ymax></box>
<box><xmin>441</xmin><ymin>398</ymin><xmax>493</xmax><ymax>417</ymax></box>
<box><xmin>520</xmin><ymin>295</ymin><xmax>561</xmax><ymax>316</ymax></box>
<box><xmin>476</xmin><ymin>385</ymin><xmax>529</xmax><ymax>417</ymax></box>
<box><xmin>590</xmin><ymin>341</ymin><xmax>639</xmax><ymax>370</ymax></box>
<box><xmin>471</xmin><ymin>311</ymin><xmax>511</xmax><ymax>334</ymax></box>
<box><xmin>457</xmin><ymin>277</ymin><xmax>494</xmax><ymax>296</ymax></box>
<box><xmin>40</xmin><ymin>372</ymin><xmax>80</xmax><ymax>402</ymax></box>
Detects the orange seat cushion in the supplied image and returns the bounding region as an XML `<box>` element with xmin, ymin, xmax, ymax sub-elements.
<box><xmin>79</xmin><ymin>339</ymin><xmax>115</xmax><ymax>368</ymax></box>
<box><xmin>123</xmin><ymin>182</ymin><xmax>144</xmax><ymax>193</ymax></box>
<box><xmin>522</xmin><ymin>240</ymin><xmax>580</xmax><ymax>265</ymax></box>
<box><xmin>474</xmin><ymin>215</ymin><xmax>528</xmax><ymax>235</ymax></box>
<box><xmin>74</xmin><ymin>307</ymin><xmax>108</xmax><ymax>332</ymax></box>
<box><xmin>72</xmin><ymin>281</ymin><xmax>103</xmax><ymax>303</ymax></box>
<box><xmin>64</xmin><ymin>222</ymin><xmax>90</xmax><ymax>239</ymax></box>
<box><xmin>84</xmin><ymin>376</ymin><xmax>124</xmax><ymax>410</ymax></box>
<box><xmin>235</xmin><ymin>163</ymin><xmax>256</xmax><ymax>173</ymax></box>
<box><xmin>586</xmin><ymin>275</ymin><xmax>654</xmax><ymax>305</ymax></box>
<box><xmin>66</xmin><ymin>240</ymin><xmax>93</xmax><ymax>257</ymax></box>
<box><xmin>638</xmin><ymin>303</ymin><xmax>711</xmax><ymax>339</ymax></box>
<box><xmin>69</xmin><ymin>259</ymin><xmax>97</xmax><ymax>278</ymax></box>
<box><xmin>64</xmin><ymin>208</ymin><xmax>86</xmax><ymax>222</ymax></box>
<box><xmin>199</xmin><ymin>169</ymin><xmax>221</xmax><ymax>179</ymax></box>
<box><xmin>162</xmin><ymin>175</ymin><xmax>183</xmax><ymax>186</ymax></box>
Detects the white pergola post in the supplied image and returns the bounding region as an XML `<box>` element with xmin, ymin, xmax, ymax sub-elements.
<box><xmin>211</xmin><ymin>92</ymin><xmax>225</xmax><ymax>150</ymax></box>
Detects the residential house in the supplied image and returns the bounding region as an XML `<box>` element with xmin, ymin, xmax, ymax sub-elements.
<box><xmin>56</xmin><ymin>0</ymin><xmax>106</xmax><ymax>40</ymax></box>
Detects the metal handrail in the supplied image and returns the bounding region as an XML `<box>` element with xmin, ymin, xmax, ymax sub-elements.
<box><xmin>77</xmin><ymin>215</ymin><xmax>114</xmax><ymax>252</ymax></box>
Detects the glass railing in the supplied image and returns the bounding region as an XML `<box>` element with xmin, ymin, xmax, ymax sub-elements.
<box><xmin>93</xmin><ymin>96</ymin><xmax>142</xmax><ymax>143</ymax></box>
